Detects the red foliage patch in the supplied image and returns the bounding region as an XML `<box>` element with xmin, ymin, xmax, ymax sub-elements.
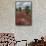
<box><xmin>16</xmin><ymin>11</ymin><xmax>32</xmax><ymax>25</ymax></box>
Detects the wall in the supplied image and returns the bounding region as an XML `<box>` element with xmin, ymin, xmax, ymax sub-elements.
<box><xmin>0</xmin><ymin>0</ymin><xmax>46</xmax><ymax>45</ymax></box>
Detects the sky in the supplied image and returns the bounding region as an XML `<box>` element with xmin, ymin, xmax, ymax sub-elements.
<box><xmin>16</xmin><ymin>1</ymin><xmax>32</xmax><ymax>9</ymax></box>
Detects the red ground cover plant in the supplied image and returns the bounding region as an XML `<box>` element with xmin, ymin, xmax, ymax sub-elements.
<box><xmin>16</xmin><ymin>11</ymin><xmax>32</xmax><ymax>25</ymax></box>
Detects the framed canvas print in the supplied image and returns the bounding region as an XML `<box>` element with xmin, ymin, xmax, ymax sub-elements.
<box><xmin>15</xmin><ymin>1</ymin><xmax>32</xmax><ymax>26</ymax></box>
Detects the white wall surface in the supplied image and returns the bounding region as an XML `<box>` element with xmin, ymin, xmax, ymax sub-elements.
<box><xmin>0</xmin><ymin>0</ymin><xmax>46</xmax><ymax>45</ymax></box>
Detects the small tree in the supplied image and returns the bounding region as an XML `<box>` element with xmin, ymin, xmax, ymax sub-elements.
<box><xmin>19</xmin><ymin>7</ymin><xmax>22</xmax><ymax>12</ymax></box>
<box><xmin>16</xmin><ymin>8</ymin><xmax>18</xmax><ymax>11</ymax></box>
<box><xmin>25</xmin><ymin>6</ymin><xmax>30</xmax><ymax>15</ymax></box>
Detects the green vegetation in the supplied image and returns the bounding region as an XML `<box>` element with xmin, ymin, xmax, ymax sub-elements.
<box><xmin>25</xmin><ymin>6</ymin><xmax>30</xmax><ymax>14</ymax></box>
<box><xmin>19</xmin><ymin>7</ymin><xmax>22</xmax><ymax>12</ymax></box>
